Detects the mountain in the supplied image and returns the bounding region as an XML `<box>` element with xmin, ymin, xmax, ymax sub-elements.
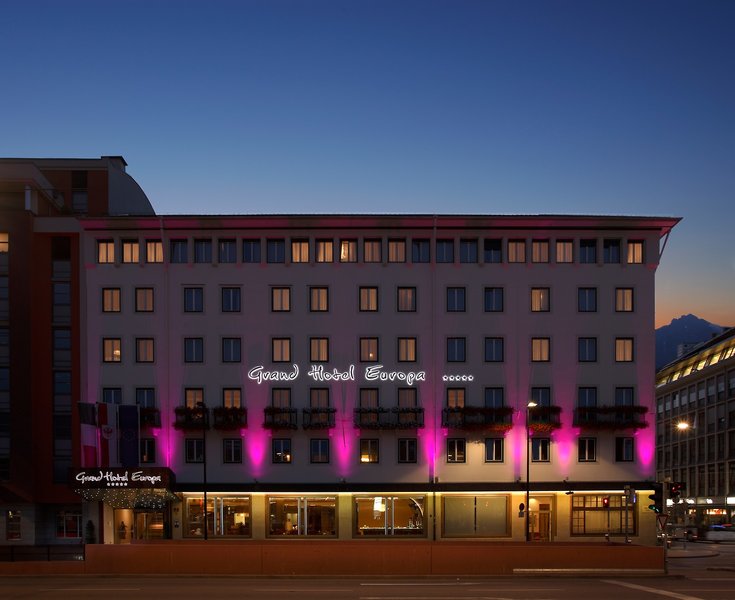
<box><xmin>656</xmin><ymin>314</ymin><xmax>726</xmax><ymax>370</ymax></box>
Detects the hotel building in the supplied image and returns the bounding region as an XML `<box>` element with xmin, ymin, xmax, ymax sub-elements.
<box><xmin>0</xmin><ymin>156</ymin><xmax>678</xmax><ymax>548</ymax></box>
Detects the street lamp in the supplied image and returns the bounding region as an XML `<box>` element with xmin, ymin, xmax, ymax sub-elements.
<box><xmin>197</xmin><ymin>401</ymin><xmax>208</xmax><ymax>541</ymax></box>
<box><xmin>526</xmin><ymin>400</ymin><xmax>538</xmax><ymax>542</ymax></box>
<box><xmin>675</xmin><ymin>420</ymin><xmax>691</xmax><ymax>549</ymax></box>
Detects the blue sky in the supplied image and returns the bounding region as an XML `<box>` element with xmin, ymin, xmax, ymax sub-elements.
<box><xmin>1</xmin><ymin>0</ymin><xmax>733</xmax><ymax>327</ymax></box>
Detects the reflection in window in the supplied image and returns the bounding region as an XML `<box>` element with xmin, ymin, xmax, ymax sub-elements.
<box><xmin>355</xmin><ymin>496</ymin><xmax>425</xmax><ymax>536</ymax></box>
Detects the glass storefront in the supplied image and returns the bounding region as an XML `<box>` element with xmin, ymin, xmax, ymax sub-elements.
<box><xmin>267</xmin><ymin>496</ymin><xmax>336</xmax><ymax>536</ymax></box>
<box><xmin>442</xmin><ymin>494</ymin><xmax>509</xmax><ymax>537</ymax></box>
<box><xmin>184</xmin><ymin>495</ymin><xmax>251</xmax><ymax>538</ymax></box>
<box><xmin>354</xmin><ymin>495</ymin><xmax>425</xmax><ymax>536</ymax></box>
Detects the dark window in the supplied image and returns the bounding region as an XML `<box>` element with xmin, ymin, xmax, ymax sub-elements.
<box><xmin>398</xmin><ymin>438</ymin><xmax>417</xmax><ymax>463</ymax></box>
<box><xmin>603</xmin><ymin>239</ymin><xmax>621</xmax><ymax>264</ymax></box>
<box><xmin>484</xmin><ymin>239</ymin><xmax>502</xmax><ymax>263</ymax></box>
<box><xmin>578</xmin><ymin>337</ymin><xmax>597</xmax><ymax>362</ymax></box>
<box><xmin>184</xmin><ymin>287</ymin><xmax>203</xmax><ymax>312</ymax></box>
<box><xmin>266</xmin><ymin>239</ymin><xmax>286</xmax><ymax>263</ymax></box>
<box><xmin>447</xmin><ymin>338</ymin><xmax>466</xmax><ymax>362</ymax></box>
<box><xmin>436</xmin><ymin>239</ymin><xmax>454</xmax><ymax>263</ymax></box>
<box><xmin>185</xmin><ymin>439</ymin><xmax>204</xmax><ymax>463</ymax></box>
<box><xmin>221</xmin><ymin>287</ymin><xmax>241</xmax><ymax>312</ymax></box>
<box><xmin>170</xmin><ymin>239</ymin><xmax>188</xmax><ymax>263</ymax></box>
<box><xmin>578</xmin><ymin>288</ymin><xmax>597</xmax><ymax>312</ymax></box>
<box><xmin>485</xmin><ymin>438</ymin><xmax>503</xmax><ymax>462</ymax></box>
<box><xmin>218</xmin><ymin>239</ymin><xmax>237</xmax><ymax>263</ymax></box>
<box><xmin>579</xmin><ymin>239</ymin><xmax>597</xmax><ymax>264</ymax></box>
<box><xmin>222</xmin><ymin>337</ymin><xmax>241</xmax><ymax>363</ymax></box>
<box><xmin>616</xmin><ymin>437</ymin><xmax>634</xmax><ymax>462</ymax></box>
<box><xmin>484</xmin><ymin>287</ymin><xmax>503</xmax><ymax>312</ymax></box>
<box><xmin>447</xmin><ymin>287</ymin><xmax>466</xmax><ymax>312</ymax></box>
<box><xmin>223</xmin><ymin>439</ymin><xmax>242</xmax><ymax>463</ymax></box>
<box><xmin>242</xmin><ymin>239</ymin><xmax>261</xmax><ymax>263</ymax></box>
<box><xmin>194</xmin><ymin>239</ymin><xmax>212</xmax><ymax>263</ymax></box>
<box><xmin>310</xmin><ymin>439</ymin><xmax>329</xmax><ymax>463</ymax></box>
<box><xmin>447</xmin><ymin>438</ymin><xmax>466</xmax><ymax>463</ymax></box>
<box><xmin>578</xmin><ymin>438</ymin><xmax>596</xmax><ymax>462</ymax></box>
<box><xmin>184</xmin><ymin>338</ymin><xmax>204</xmax><ymax>363</ymax></box>
<box><xmin>411</xmin><ymin>239</ymin><xmax>430</xmax><ymax>263</ymax></box>
<box><xmin>459</xmin><ymin>239</ymin><xmax>478</xmax><ymax>263</ymax></box>
<box><xmin>531</xmin><ymin>438</ymin><xmax>550</xmax><ymax>462</ymax></box>
<box><xmin>484</xmin><ymin>337</ymin><xmax>504</xmax><ymax>362</ymax></box>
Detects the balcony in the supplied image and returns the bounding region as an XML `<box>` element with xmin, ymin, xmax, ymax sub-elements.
<box><xmin>441</xmin><ymin>406</ymin><xmax>514</xmax><ymax>432</ymax></box>
<box><xmin>140</xmin><ymin>407</ymin><xmax>161</xmax><ymax>428</ymax></box>
<box><xmin>213</xmin><ymin>406</ymin><xmax>247</xmax><ymax>430</ymax></box>
<box><xmin>392</xmin><ymin>407</ymin><xmax>425</xmax><ymax>429</ymax></box>
<box><xmin>574</xmin><ymin>405</ymin><xmax>648</xmax><ymax>430</ymax></box>
<box><xmin>263</xmin><ymin>406</ymin><xmax>298</xmax><ymax>430</ymax></box>
<box><xmin>173</xmin><ymin>406</ymin><xmax>209</xmax><ymax>431</ymax></box>
<box><xmin>527</xmin><ymin>405</ymin><xmax>563</xmax><ymax>433</ymax></box>
<box><xmin>354</xmin><ymin>407</ymin><xmax>395</xmax><ymax>430</ymax></box>
<box><xmin>302</xmin><ymin>407</ymin><xmax>336</xmax><ymax>430</ymax></box>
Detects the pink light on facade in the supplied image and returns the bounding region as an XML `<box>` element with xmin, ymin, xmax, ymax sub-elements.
<box><xmin>247</xmin><ymin>429</ymin><xmax>267</xmax><ymax>477</ymax></box>
<box><xmin>635</xmin><ymin>427</ymin><xmax>655</xmax><ymax>468</ymax></box>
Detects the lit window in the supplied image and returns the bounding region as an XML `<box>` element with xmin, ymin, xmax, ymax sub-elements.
<box><xmin>484</xmin><ymin>239</ymin><xmax>502</xmax><ymax>263</ymax></box>
<box><xmin>556</xmin><ymin>240</ymin><xmax>573</xmax><ymax>263</ymax></box>
<box><xmin>272</xmin><ymin>388</ymin><xmax>291</xmax><ymax>408</ymax></box>
<box><xmin>242</xmin><ymin>239</ymin><xmax>261</xmax><ymax>263</ymax></box>
<box><xmin>579</xmin><ymin>239</ymin><xmax>596</xmax><ymax>264</ymax></box>
<box><xmin>218</xmin><ymin>239</ymin><xmax>236</xmax><ymax>263</ymax></box>
<box><xmin>508</xmin><ymin>240</ymin><xmax>526</xmax><ymax>263</ymax></box>
<box><xmin>531</xmin><ymin>338</ymin><xmax>550</xmax><ymax>362</ymax></box>
<box><xmin>136</xmin><ymin>288</ymin><xmax>154</xmax><ymax>312</ymax></box>
<box><xmin>310</xmin><ymin>439</ymin><xmax>329</xmax><ymax>463</ymax></box>
<box><xmin>136</xmin><ymin>338</ymin><xmax>154</xmax><ymax>363</ymax></box>
<box><xmin>360</xmin><ymin>338</ymin><xmax>379</xmax><ymax>362</ymax></box>
<box><xmin>97</xmin><ymin>240</ymin><xmax>115</xmax><ymax>264</ymax></box>
<box><xmin>627</xmin><ymin>241</ymin><xmax>644</xmax><ymax>264</ymax></box>
<box><xmin>102</xmin><ymin>288</ymin><xmax>121</xmax><ymax>312</ymax></box>
<box><xmin>315</xmin><ymin>239</ymin><xmax>333</xmax><ymax>262</ymax></box>
<box><xmin>170</xmin><ymin>239</ymin><xmax>188</xmax><ymax>263</ymax></box>
<box><xmin>273</xmin><ymin>439</ymin><xmax>292</xmax><ymax>463</ymax></box>
<box><xmin>446</xmin><ymin>388</ymin><xmax>465</xmax><ymax>408</ymax></box>
<box><xmin>222</xmin><ymin>388</ymin><xmax>241</xmax><ymax>408</ymax></box>
<box><xmin>578</xmin><ymin>287</ymin><xmax>597</xmax><ymax>312</ymax></box>
<box><xmin>0</xmin><ymin>233</ymin><xmax>8</xmax><ymax>254</ymax></box>
<box><xmin>222</xmin><ymin>337</ymin><xmax>241</xmax><ymax>363</ymax></box>
<box><xmin>122</xmin><ymin>239</ymin><xmax>139</xmax><ymax>263</ymax></box>
<box><xmin>530</xmin><ymin>288</ymin><xmax>550</xmax><ymax>312</ymax></box>
<box><xmin>616</xmin><ymin>288</ymin><xmax>634</xmax><ymax>312</ymax></box>
<box><xmin>340</xmin><ymin>240</ymin><xmax>357</xmax><ymax>262</ymax></box>
<box><xmin>459</xmin><ymin>239</ymin><xmax>478</xmax><ymax>263</ymax></box>
<box><xmin>360</xmin><ymin>439</ymin><xmax>379</xmax><ymax>463</ymax></box>
<box><xmin>447</xmin><ymin>337</ymin><xmax>466</xmax><ymax>362</ymax></box>
<box><xmin>603</xmin><ymin>239</ymin><xmax>621</xmax><ymax>264</ymax></box>
<box><xmin>310</xmin><ymin>388</ymin><xmax>329</xmax><ymax>408</ymax></box>
<box><xmin>272</xmin><ymin>287</ymin><xmax>291</xmax><ymax>311</ymax></box>
<box><xmin>272</xmin><ymin>338</ymin><xmax>291</xmax><ymax>362</ymax></box>
<box><xmin>615</xmin><ymin>338</ymin><xmax>634</xmax><ymax>362</ymax></box>
<box><xmin>531</xmin><ymin>438</ymin><xmax>550</xmax><ymax>462</ymax></box>
<box><xmin>194</xmin><ymin>239</ymin><xmax>212</xmax><ymax>263</ymax></box>
<box><xmin>411</xmin><ymin>239</ymin><xmax>430</xmax><ymax>263</ymax></box>
<box><xmin>447</xmin><ymin>438</ymin><xmax>466</xmax><ymax>463</ymax></box>
<box><xmin>484</xmin><ymin>287</ymin><xmax>503</xmax><ymax>312</ymax></box>
<box><xmin>436</xmin><ymin>239</ymin><xmax>454</xmax><ymax>263</ymax></box>
<box><xmin>309</xmin><ymin>287</ymin><xmax>329</xmax><ymax>312</ymax></box>
<box><xmin>484</xmin><ymin>337</ymin><xmax>504</xmax><ymax>362</ymax></box>
<box><xmin>291</xmin><ymin>239</ymin><xmax>309</xmax><ymax>263</ymax></box>
<box><xmin>532</xmin><ymin>240</ymin><xmax>549</xmax><ymax>263</ymax></box>
<box><xmin>184</xmin><ymin>337</ymin><xmax>204</xmax><ymax>363</ymax></box>
<box><xmin>221</xmin><ymin>287</ymin><xmax>241</xmax><ymax>312</ymax></box>
<box><xmin>388</xmin><ymin>239</ymin><xmax>406</xmax><ymax>262</ymax></box>
<box><xmin>185</xmin><ymin>388</ymin><xmax>203</xmax><ymax>408</ymax></box>
<box><xmin>102</xmin><ymin>338</ymin><xmax>121</xmax><ymax>363</ymax></box>
<box><xmin>397</xmin><ymin>337</ymin><xmax>416</xmax><ymax>362</ymax></box>
<box><xmin>578</xmin><ymin>438</ymin><xmax>596</xmax><ymax>462</ymax></box>
<box><xmin>359</xmin><ymin>287</ymin><xmax>378</xmax><ymax>311</ymax></box>
<box><xmin>310</xmin><ymin>338</ymin><xmax>329</xmax><ymax>362</ymax></box>
<box><xmin>146</xmin><ymin>240</ymin><xmax>163</xmax><ymax>263</ymax></box>
<box><xmin>447</xmin><ymin>287</ymin><xmax>466</xmax><ymax>312</ymax></box>
<box><xmin>363</xmin><ymin>239</ymin><xmax>381</xmax><ymax>263</ymax></box>
<box><xmin>485</xmin><ymin>438</ymin><xmax>504</xmax><ymax>462</ymax></box>
<box><xmin>578</xmin><ymin>337</ymin><xmax>597</xmax><ymax>362</ymax></box>
<box><xmin>397</xmin><ymin>287</ymin><xmax>416</xmax><ymax>312</ymax></box>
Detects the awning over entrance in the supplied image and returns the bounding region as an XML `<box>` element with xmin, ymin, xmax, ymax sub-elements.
<box><xmin>71</xmin><ymin>467</ymin><xmax>177</xmax><ymax>509</ymax></box>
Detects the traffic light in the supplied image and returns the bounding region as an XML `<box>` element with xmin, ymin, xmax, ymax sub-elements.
<box><xmin>602</xmin><ymin>496</ymin><xmax>610</xmax><ymax>508</ymax></box>
<box><xmin>648</xmin><ymin>487</ymin><xmax>662</xmax><ymax>513</ymax></box>
<box><xmin>669</xmin><ymin>482</ymin><xmax>685</xmax><ymax>503</ymax></box>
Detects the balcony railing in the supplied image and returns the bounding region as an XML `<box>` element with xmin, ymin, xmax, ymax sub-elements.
<box><xmin>527</xmin><ymin>405</ymin><xmax>562</xmax><ymax>433</ymax></box>
<box><xmin>354</xmin><ymin>407</ymin><xmax>395</xmax><ymax>429</ymax></box>
<box><xmin>574</xmin><ymin>405</ymin><xmax>648</xmax><ymax>430</ymax></box>
<box><xmin>263</xmin><ymin>406</ymin><xmax>298</xmax><ymax>430</ymax></box>
<box><xmin>213</xmin><ymin>406</ymin><xmax>247</xmax><ymax>430</ymax></box>
<box><xmin>392</xmin><ymin>407</ymin><xmax>425</xmax><ymax>429</ymax></box>
<box><xmin>140</xmin><ymin>407</ymin><xmax>161</xmax><ymax>428</ymax></box>
<box><xmin>302</xmin><ymin>407</ymin><xmax>336</xmax><ymax>430</ymax></box>
<box><xmin>441</xmin><ymin>406</ymin><xmax>514</xmax><ymax>431</ymax></box>
<box><xmin>173</xmin><ymin>406</ymin><xmax>209</xmax><ymax>431</ymax></box>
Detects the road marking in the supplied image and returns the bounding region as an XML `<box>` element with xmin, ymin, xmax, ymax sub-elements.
<box><xmin>360</xmin><ymin>597</ymin><xmax>521</xmax><ymax>600</ymax></box>
<box><xmin>361</xmin><ymin>582</ymin><xmax>482</xmax><ymax>586</ymax></box>
<box><xmin>41</xmin><ymin>589</ymin><xmax>141</xmax><ymax>592</ymax></box>
<box><xmin>603</xmin><ymin>580</ymin><xmax>704</xmax><ymax>600</ymax></box>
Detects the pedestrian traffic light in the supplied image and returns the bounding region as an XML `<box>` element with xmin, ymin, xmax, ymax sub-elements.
<box><xmin>648</xmin><ymin>487</ymin><xmax>662</xmax><ymax>513</ymax></box>
<box><xmin>602</xmin><ymin>496</ymin><xmax>610</xmax><ymax>508</ymax></box>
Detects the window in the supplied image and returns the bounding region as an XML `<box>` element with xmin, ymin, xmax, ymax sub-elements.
<box><xmin>185</xmin><ymin>388</ymin><xmax>203</xmax><ymax>408</ymax></box>
<box><xmin>222</xmin><ymin>337</ymin><xmax>241</xmax><ymax>363</ymax></box>
<box><xmin>97</xmin><ymin>240</ymin><xmax>115</xmax><ymax>264</ymax></box>
<box><xmin>217</xmin><ymin>239</ymin><xmax>236</xmax><ymax>263</ymax></box>
<box><xmin>484</xmin><ymin>239</ymin><xmax>502</xmax><ymax>263</ymax></box>
<box><xmin>360</xmin><ymin>439</ymin><xmax>379</xmax><ymax>463</ymax></box>
<box><xmin>266</xmin><ymin>239</ymin><xmax>286</xmax><ymax>263</ymax></box>
<box><xmin>532</xmin><ymin>240</ymin><xmax>549</xmax><ymax>263</ymax></box>
<box><xmin>616</xmin><ymin>437</ymin><xmax>634</xmax><ymax>462</ymax></box>
<box><xmin>531</xmin><ymin>438</ymin><xmax>550</xmax><ymax>462</ymax></box>
<box><xmin>102</xmin><ymin>338</ymin><xmax>121</xmax><ymax>363</ymax></box>
<box><xmin>186</xmin><ymin>439</ymin><xmax>204</xmax><ymax>463</ymax></box>
<box><xmin>272</xmin><ymin>388</ymin><xmax>291</xmax><ymax>409</ymax></box>
<box><xmin>397</xmin><ymin>337</ymin><xmax>417</xmax><ymax>362</ymax></box>
<box><xmin>310</xmin><ymin>439</ymin><xmax>329</xmax><ymax>463</ymax></box>
<box><xmin>184</xmin><ymin>287</ymin><xmax>203</xmax><ymax>312</ymax></box>
<box><xmin>0</xmin><ymin>233</ymin><xmax>7</xmax><ymax>255</ymax></box>
<box><xmin>616</xmin><ymin>288</ymin><xmax>634</xmax><ymax>312</ymax></box>
<box><xmin>388</xmin><ymin>239</ymin><xmax>406</xmax><ymax>262</ymax></box>
<box><xmin>267</xmin><ymin>496</ymin><xmax>336</xmax><ymax>537</ymax></box>
<box><xmin>578</xmin><ymin>337</ymin><xmax>597</xmax><ymax>362</ymax></box>
<box><xmin>447</xmin><ymin>439</ymin><xmax>466</xmax><ymax>463</ymax></box>
<box><xmin>221</xmin><ymin>287</ymin><xmax>241</xmax><ymax>312</ymax></box>
<box><xmin>485</xmin><ymin>387</ymin><xmax>504</xmax><ymax>408</ymax></box>
<box><xmin>223</xmin><ymin>439</ymin><xmax>243</xmax><ymax>463</ymax></box>
<box><xmin>315</xmin><ymin>239</ymin><xmax>333</xmax><ymax>262</ymax></box>
<box><xmin>530</xmin><ymin>288</ymin><xmax>550</xmax><ymax>312</ymax></box>
<box><xmin>271</xmin><ymin>287</ymin><xmax>291</xmax><ymax>311</ymax></box>
<box><xmin>485</xmin><ymin>438</ymin><xmax>503</xmax><ymax>462</ymax></box>
<box><xmin>579</xmin><ymin>239</ymin><xmax>597</xmax><ymax>264</ymax></box>
<box><xmin>359</xmin><ymin>287</ymin><xmax>378</xmax><ymax>311</ymax></box>
<box><xmin>578</xmin><ymin>287</ymin><xmax>597</xmax><ymax>312</ymax></box>
<box><xmin>447</xmin><ymin>388</ymin><xmax>465</xmax><ymax>408</ymax></box>
<box><xmin>578</xmin><ymin>438</ymin><xmax>596</xmax><ymax>462</ymax></box>
<box><xmin>459</xmin><ymin>239</ymin><xmax>478</xmax><ymax>263</ymax></box>
<box><xmin>360</xmin><ymin>338</ymin><xmax>379</xmax><ymax>362</ymax></box>
<box><xmin>140</xmin><ymin>438</ymin><xmax>156</xmax><ymax>464</ymax></box>
<box><xmin>531</xmin><ymin>338</ymin><xmax>550</xmax><ymax>362</ymax></box>
<box><xmin>56</xmin><ymin>511</ymin><xmax>81</xmax><ymax>539</ymax></box>
<box><xmin>170</xmin><ymin>239</ymin><xmax>188</xmax><ymax>263</ymax></box>
<box><xmin>508</xmin><ymin>240</ymin><xmax>526</xmax><ymax>263</ymax></box>
<box><xmin>397</xmin><ymin>287</ymin><xmax>416</xmax><ymax>311</ymax></box>
<box><xmin>102</xmin><ymin>288</ymin><xmax>121</xmax><ymax>312</ymax></box>
<box><xmin>531</xmin><ymin>387</ymin><xmax>551</xmax><ymax>407</ymax></box>
<box><xmin>102</xmin><ymin>387</ymin><xmax>122</xmax><ymax>404</ymax></box>
<box><xmin>310</xmin><ymin>388</ymin><xmax>329</xmax><ymax>408</ymax></box>
<box><xmin>272</xmin><ymin>438</ymin><xmax>292</xmax><ymax>463</ymax></box>
<box><xmin>135</xmin><ymin>287</ymin><xmax>154</xmax><ymax>312</ymax></box>
<box><xmin>484</xmin><ymin>287</ymin><xmax>503</xmax><ymax>312</ymax></box>
<box><xmin>136</xmin><ymin>338</ymin><xmax>154</xmax><ymax>363</ymax></box>
<box><xmin>363</xmin><ymin>239</ymin><xmax>381</xmax><ymax>262</ymax></box>
<box><xmin>145</xmin><ymin>240</ymin><xmax>163</xmax><ymax>263</ymax></box>
<box><xmin>447</xmin><ymin>287</ymin><xmax>466</xmax><ymax>312</ymax></box>
<box><xmin>578</xmin><ymin>387</ymin><xmax>597</xmax><ymax>408</ymax></box>
<box><xmin>627</xmin><ymin>240</ymin><xmax>644</xmax><ymax>264</ymax></box>
<box><xmin>222</xmin><ymin>388</ymin><xmax>242</xmax><ymax>408</ymax></box>
<box><xmin>398</xmin><ymin>438</ymin><xmax>417</xmax><ymax>463</ymax></box>
<box><xmin>194</xmin><ymin>239</ymin><xmax>212</xmax><ymax>263</ymax></box>
<box><xmin>436</xmin><ymin>239</ymin><xmax>454</xmax><ymax>263</ymax></box>
<box><xmin>242</xmin><ymin>239</ymin><xmax>261</xmax><ymax>263</ymax></box>
<box><xmin>411</xmin><ymin>239</ymin><xmax>430</xmax><ymax>263</ymax></box>
<box><xmin>556</xmin><ymin>240</ymin><xmax>573</xmax><ymax>263</ymax></box>
<box><xmin>615</xmin><ymin>387</ymin><xmax>634</xmax><ymax>406</ymax></box>
<box><xmin>291</xmin><ymin>239</ymin><xmax>309</xmax><ymax>263</ymax></box>
<box><xmin>571</xmin><ymin>494</ymin><xmax>635</xmax><ymax>535</ymax></box>
<box><xmin>603</xmin><ymin>239</ymin><xmax>621</xmax><ymax>264</ymax></box>
<box><xmin>447</xmin><ymin>337</ymin><xmax>466</xmax><ymax>362</ymax></box>
<box><xmin>309</xmin><ymin>287</ymin><xmax>329</xmax><ymax>312</ymax></box>
<box><xmin>184</xmin><ymin>337</ymin><xmax>204</xmax><ymax>363</ymax></box>
<box><xmin>122</xmin><ymin>239</ymin><xmax>139</xmax><ymax>263</ymax></box>
<box><xmin>272</xmin><ymin>338</ymin><xmax>291</xmax><ymax>362</ymax></box>
<box><xmin>136</xmin><ymin>387</ymin><xmax>156</xmax><ymax>408</ymax></box>
<box><xmin>339</xmin><ymin>239</ymin><xmax>357</xmax><ymax>262</ymax></box>
<box><xmin>615</xmin><ymin>338</ymin><xmax>634</xmax><ymax>362</ymax></box>
<box><xmin>310</xmin><ymin>338</ymin><xmax>329</xmax><ymax>362</ymax></box>
<box><xmin>484</xmin><ymin>337</ymin><xmax>504</xmax><ymax>362</ymax></box>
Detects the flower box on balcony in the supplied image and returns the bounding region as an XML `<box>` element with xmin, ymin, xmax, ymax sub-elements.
<box><xmin>173</xmin><ymin>406</ymin><xmax>209</xmax><ymax>431</ymax></box>
<box><xmin>353</xmin><ymin>407</ymin><xmax>395</xmax><ymax>429</ymax></box>
<box><xmin>574</xmin><ymin>405</ymin><xmax>648</xmax><ymax>430</ymax></box>
<box><xmin>213</xmin><ymin>406</ymin><xmax>247</xmax><ymax>430</ymax></box>
<box><xmin>528</xmin><ymin>405</ymin><xmax>562</xmax><ymax>433</ymax></box>
<box><xmin>441</xmin><ymin>406</ymin><xmax>514</xmax><ymax>431</ymax></box>
<box><xmin>392</xmin><ymin>406</ymin><xmax>425</xmax><ymax>429</ymax></box>
<box><xmin>263</xmin><ymin>406</ymin><xmax>298</xmax><ymax>430</ymax></box>
<box><xmin>302</xmin><ymin>407</ymin><xmax>336</xmax><ymax>430</ymax></box>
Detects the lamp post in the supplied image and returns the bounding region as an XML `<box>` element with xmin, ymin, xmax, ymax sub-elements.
<box><xmin>197</xmin><ymin>401</ymin><xmax>208</xmax><ymax>541</ymax></box>
<box><xmin>676</xmin><ymin>420</ymin><xmax>691</xmax><ymax>549</ymax></box>
<box><xmin>526</xmin><ymin>401</ymin><xmax>538</xmax><ymax>542</ymax></box>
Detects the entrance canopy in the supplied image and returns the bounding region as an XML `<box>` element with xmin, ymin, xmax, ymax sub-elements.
<box><xmin>71</xmin><ymin>467</ymin><xmax>176</xmax><ymax>509</ymax></box>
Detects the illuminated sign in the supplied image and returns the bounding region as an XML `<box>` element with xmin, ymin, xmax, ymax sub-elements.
<box><xmin>247</xmin><ymin>364</ymin><xmax>437</xmax><ymax>387</ymax></box>
<box><xmin>72</xmin><ymin>468</ymin><xmax>171</xmax><ymax>489</ymax></box>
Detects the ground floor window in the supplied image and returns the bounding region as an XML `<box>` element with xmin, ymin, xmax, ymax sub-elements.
<box><xmin>443</xmin><ymin>495</ymin><xmax>509</xmax><ymax>537</ymax></box>
<box><xmin>56</xmin><ymin>510</ymin><xmax>82</xmax><ymax>538</ymax></box>
<box><xmin>571</xmin><ymin>494</ymin><xmax>635</xmax><ymax>536</ymax></box>
<box><xmin>354</xmin><ymin>495</ymin><xmax>425</xmax><ymax>536</ymax></box>
<box><xmin>5</xmin><ymin>510</ymin><xmax>21</xmax><ymax>540</ymax></box>
<box><xmin>267</xmin><ymin>496</ymin><xmax>336</xmax><ymax>537</ymax></box>
<box><xmin>184</xmin><ymin>495</ymin><xmax>251</xmax><ymax>537</ymax></box>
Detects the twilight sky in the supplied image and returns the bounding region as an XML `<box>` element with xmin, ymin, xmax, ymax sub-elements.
<box><xmin>1</xmin><ymin>0</ymin><xmax>733</xmax><ymax>328</ymax></box>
